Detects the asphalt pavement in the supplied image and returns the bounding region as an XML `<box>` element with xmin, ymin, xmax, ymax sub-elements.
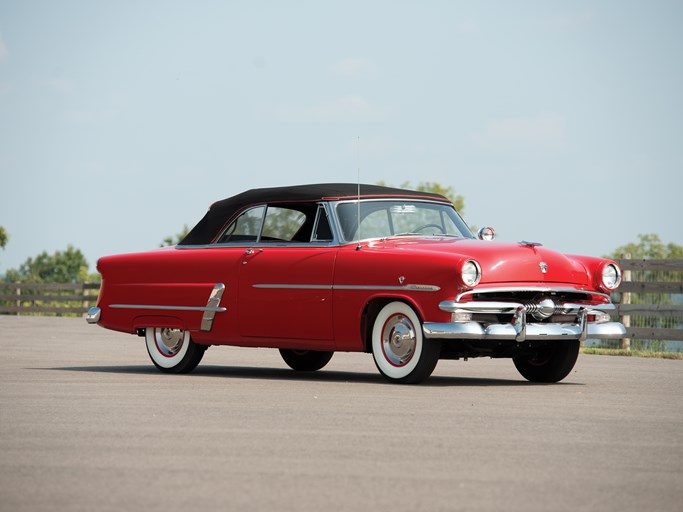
<box><xmin>1</xmin><ymin>316</ymin><xmax>681</xmax><ymax>512</ymax></box>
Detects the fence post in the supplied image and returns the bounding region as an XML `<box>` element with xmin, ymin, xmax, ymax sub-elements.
<box><xmin>15</xmin><ymin>286</ymin><xmax>21</xmax><ymax>316</ymax></box>
<box><xmin>82</xmin><ymin>283</ymin><xmax>89</xmax><ymax>312</ymax></box>
<box><xmin>620</xmin><ymin>253</ymin><xmax>631</xmax><ymax>351</ymax></box>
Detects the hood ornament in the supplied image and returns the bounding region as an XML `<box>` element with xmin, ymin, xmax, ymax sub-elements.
<box><xmin>539</xmin><ymin>262</ymin><xmax>548</xmax><ymax>274</ymax></box>
<box><xmin>519</xmin><ymin>240</ymin><xmax>543</xmax><ymax>248</ymax></box>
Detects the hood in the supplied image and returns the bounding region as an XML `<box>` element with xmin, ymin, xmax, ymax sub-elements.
<box><xmin>365</xmin><ymin>237</ymin><xmax>590</xmax><ymax>286</ymax></box>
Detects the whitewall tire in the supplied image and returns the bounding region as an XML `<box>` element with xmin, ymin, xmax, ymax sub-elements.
<box><xmin>371</xmin><ymin>301</ymin><xmax>440</xmax><ymax>384</ymax></box>
<box><xmin>145</xmin><ymin>327</ymin><xmax>206</xmax><ymax>374</ymax></box>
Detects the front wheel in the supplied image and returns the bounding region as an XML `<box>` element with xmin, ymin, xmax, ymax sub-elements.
<box><xmin>371</xmin><ymin>301</ymin><xmax>440</xmax><ymax>384</ymax></box>
<box><xmin>145</xmin><ymin>327</ymin><xmax>206</xmax><ymax>374</ymax></box>
<box><xmin>279</xmin><ymin>349</ymin><xmax>334</xmax><ymax>372</ymax></box>
<box><xmin>513</xmin><ymin>340</ymin><xmax>580</xmax><ymax>383</ymax></box>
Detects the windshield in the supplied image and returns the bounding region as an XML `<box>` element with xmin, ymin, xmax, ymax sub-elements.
<box><xmin>335</xmin><ymin>200</ymin><xmax>474</xmax><ymax>242</ymax></box>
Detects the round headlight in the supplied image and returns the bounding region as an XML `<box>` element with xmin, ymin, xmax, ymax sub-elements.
<box><xmin>602</xmin><ymin>263</ymin><xmax>622</xmax><ymax>290</ymax></box>
<box><xmin>462</xmin><ymin>260</ymin><xmax>481</xmax><ymax>287</ymax></box>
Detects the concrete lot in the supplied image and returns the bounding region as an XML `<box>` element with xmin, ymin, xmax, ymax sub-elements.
<box><xmin>0</xmin><ymin>316</ymin><xmax>681</xmax><ymax>512</ymax></box>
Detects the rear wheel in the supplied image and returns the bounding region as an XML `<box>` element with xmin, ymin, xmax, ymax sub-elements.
<box><xmin>513</xmin><ymin>340</ymin><xmax>580</xmax><ymax>383</ymax></box>
<box><xmin>371</xmin><ymin>301</ymin><xmax>440</xmax><ymax>384</ymax></box>
<box><xmin>279</xmin><ymin>349</ymin><xmax>334</xmax><ymax>372</ymax></box>
<box><xmin>145</xmin><ymin>327</ymin><xmax>206</xmax><ymax>374</ymax></box>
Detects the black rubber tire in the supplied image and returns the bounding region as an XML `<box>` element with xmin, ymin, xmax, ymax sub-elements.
<box><xmin>513</xmin><ymin>340</ymin><xmax>580</xmax><ymax>383</ymax></box>
<box><xmin>145</xmin><ymin>327</ymin><xmax>207</xmax><ymax>374</ymax></box>
<box><xmin>279</xmin><ymin>349</ymin><xmax>334</xmax><ymax>372</ymax></box>
<box><xmin>371</xmin><ymin>301</ymin><xmax>441</xmax><ymax>384</ymax></box>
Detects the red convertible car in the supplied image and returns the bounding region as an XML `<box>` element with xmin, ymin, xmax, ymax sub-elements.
<box><xmin>87</xmin><ymin>183</ymin><xmax>626</xmax><ymax>384</ymax></box>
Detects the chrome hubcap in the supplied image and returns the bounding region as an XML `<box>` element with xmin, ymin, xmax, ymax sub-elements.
<box><xmin>382</xmin><ymin>314</ymin><xmax>416</xmax><ymax>366</ymax></box>
<box><xmin>154</xmin><ymin>328</ymin><xmax>185</xmax><ymax>357</ymax></box>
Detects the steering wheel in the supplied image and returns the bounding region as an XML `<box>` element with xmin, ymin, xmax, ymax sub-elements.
<box><xmin>414</xmin><ymin>223</ymin><xmax>445</xmax><ymax>234</ymax></box>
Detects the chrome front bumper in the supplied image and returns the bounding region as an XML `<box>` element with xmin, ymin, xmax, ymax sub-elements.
<box><xmin>423</xmin><ymin>320</ymin><xmax>626</xmax><ymax>342</ymax></box>
<box><xmin>422</xmin><ymin>300</ymin><xmax>627</xmax><ymax>342</ymax></box>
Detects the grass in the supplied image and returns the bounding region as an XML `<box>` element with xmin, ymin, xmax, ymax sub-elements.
<box><xmin>581</xmin><ymin>348</ymin><xmax>683</xmax><ymax>360</ymax></box>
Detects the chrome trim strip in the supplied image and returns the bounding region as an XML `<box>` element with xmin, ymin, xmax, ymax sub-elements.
<box><xmin>336</xmin><ymin>284</ymin><xmax>441</xmax><ymax>291</ymax></box>
<box><xmin>109</xmin><ymin>304</ymin><xmax>227</xmax><ymax>313</ymax></box>
<box><xmin>252</xmin><ymin>283</ymin><xmax>440</xmax><ymax>292</ymax></box>
<box><xmin>456</xmin><ymin>287</ymin><xmax>611</xmax><ymax>302</ymax></box>
<box><xmin>176</xmin><ymin>241</ymin><xmax>340</xmax><ymax>249</ymax></box>
<box><xmin>253</xmin><ymin>284</ymin><xmax>333</xmax><ymax>290</ymax></box>
<box><xmin>564</xmin><ymin>302</ymin><xmax>616</xmax><ymax>312</ymax></box>
<box><xmin>201</xmin><ymin>283</ymin><xmax>226</xmax><ymax>332</ymax></box>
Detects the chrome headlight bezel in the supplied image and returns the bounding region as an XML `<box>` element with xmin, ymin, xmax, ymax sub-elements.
<box><xmin>461</xmin><ymin>260</ymin><xmax>482</xmax><ymax>287</ymax></box>
<box><xmin>601</xmin><ymin>263</ymin><xmax>622</xmax><ymax>290</ymax></box>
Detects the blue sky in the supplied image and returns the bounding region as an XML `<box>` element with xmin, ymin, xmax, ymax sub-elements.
<box><xmin>1</xmin><ymin>0</ymin><xmax>682</xmax><ymax>275</ymax></box>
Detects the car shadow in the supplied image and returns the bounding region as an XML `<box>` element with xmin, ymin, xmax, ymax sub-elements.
<box><xmin>30</xmin><ymin>364</ymin><xmax>582</xmax><ymax>387</ymax></box>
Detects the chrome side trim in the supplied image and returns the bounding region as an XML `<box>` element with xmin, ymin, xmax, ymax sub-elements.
<box><xmin>253</xmin><ymin>284</ymin><xmax>333</xmax><ymax>290</ymax></box>
<box><xmin>252</xmin><ymin>283</ymin><xmax>440</xmax><ymax>292</ymax></box>
<box><xmin>456</xmin><ymin>287</ymin><xmax>611</xmax><ymax>302</ymax></box>
<box><xmin>110</xmin><ymin>304</ymin><xmax>226</xmax><ymax>312</ymax></box>
<box><xmin>336</xmin><ymin>284</ymin><xmax>441</xmax><ymax>292</ymax></box>
<box><xmin>201</xmin><ymin>283</ymin><xmax>226</xmax><ymax>332</ymax></box>
<box><xmin>86</xmin><ymin>307</ymin><xmax>101</xmax><ymax>324</ymax></box>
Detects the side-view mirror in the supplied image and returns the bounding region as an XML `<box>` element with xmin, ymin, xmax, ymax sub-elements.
<box><xmin>478</xmin><ymin>227</ymin><xmax>495</xmax><ymax>241</ymax></box>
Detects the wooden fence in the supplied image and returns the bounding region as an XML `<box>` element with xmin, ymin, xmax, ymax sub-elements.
<box><xmin>0</xmin><ymin>282</ymin><xmax>100</xmax><ymax>315</ymax></box>
<box><xmin>612</xmin><ymin>257</ymin><xmax>683</xmax><ymax>349</ymax></box>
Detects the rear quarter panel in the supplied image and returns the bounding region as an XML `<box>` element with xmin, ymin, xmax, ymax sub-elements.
<box><xmin>96</xmin><ymin>247</ymin><xmax>241</xmax><ymax>337</ymax></box>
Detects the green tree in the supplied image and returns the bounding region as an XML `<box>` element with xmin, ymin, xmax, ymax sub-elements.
<box><xmin>161</xmin><ymin>225</ymin><xmax>190</xmax><ymax>247</ymax></box>
<box><xmin>0</xmin><ymin>226</ymin><xmax>8</xmax><ymax>250</ymax></box>
<box><xmin>607</xmin><ymin>233</ymin><xmax>683</xmax><ymax>260</ymax></box>
<box><xmin>376</xmin><ymin>181</ymin><xmax>465</xmax><ymax>213</ymax></box>
<box><xmin>5</xmin><ymin>245</ymin><xmax>93</xmax><ymax>284</ymax></box>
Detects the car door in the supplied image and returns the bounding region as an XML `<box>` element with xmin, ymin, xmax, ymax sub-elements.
<box><xmin>238</xmin><ymin>247</ymin><xmax>336</xmax><ymax>341</ymax></box>
<box><xmin>236</xmin><ymin>203</ymin><xmax>337</xmax><ymax>343</ymax></box>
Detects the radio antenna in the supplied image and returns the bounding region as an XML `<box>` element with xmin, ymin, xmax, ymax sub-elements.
<box><xmin>356</xmin><ymin>136</ymin><xmax>361</xmax><ymax>251</ymax></box>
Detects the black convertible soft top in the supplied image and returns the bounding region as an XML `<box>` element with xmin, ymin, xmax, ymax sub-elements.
<box><xmin>179</xmin><ymin>183</ymin><xmax>448</xmax><ymax>246</ymax></box>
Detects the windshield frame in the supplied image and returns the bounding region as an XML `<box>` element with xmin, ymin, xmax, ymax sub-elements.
<box><xmin>332</xmin><ymin>198</ymin><xmax>475</xmax><ymax>244</ymax></box>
